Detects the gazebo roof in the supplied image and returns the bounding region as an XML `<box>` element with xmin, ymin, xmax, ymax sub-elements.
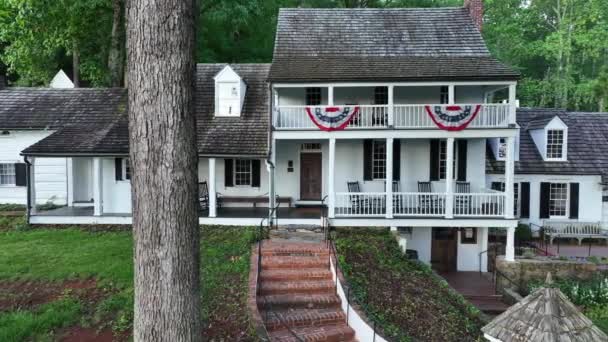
<box><xmin>482</xmin><ymin>274</ymin><xmax>608</xmax><ymax>342</ymax></box>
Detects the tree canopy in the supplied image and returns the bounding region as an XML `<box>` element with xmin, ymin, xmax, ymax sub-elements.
<box><xmin>1</xmin><ymin>0</ymin><xmax>606</xmax><ymax>110</ymax></box>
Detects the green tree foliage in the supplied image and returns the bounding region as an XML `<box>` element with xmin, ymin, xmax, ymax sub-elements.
<box><xmin>0</xmin><ymin>0</ymin><xmax>606</xmax><ymax>112</ymax></box>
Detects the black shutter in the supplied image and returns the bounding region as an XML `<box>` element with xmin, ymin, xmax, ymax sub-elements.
<box><xmin>14</xmin><ymin>163</ymin><xmax>26</xmax><ymax>186</ymax></box>
<box><xmin>114</xmin><ymin>158</ymin><xmax>123</xmax><ymax>181</ymax></box>
<box><xmin>539</xmin><ymin>182</ymin><xmax>550</xmax><ymax>219</ymax></box>
<box><xmin>491</xmin><ymin>182</ymin><xmax>503</xmax><ymax>191</ymax></box>
<box><xmin>251</xmin><ymin>160</ymin><xmax>261</xmax><ymax>187</ymax></box>
<box><xmin>363</xmin><ymin>140</ymin><xmax>373</xmax><ymax>181</ymax></box>
<box><xmin>569</xmin><ymin>183</ymin><xmax>579</xmax><ymax>219</ymax></box>
<box><xmin>457</xmin><ymin>140</ymin><xmax>467</xmax><ymax>181</ymax></box>
<box><xmin>520</xmin><ymin>182</ymin><xmax>530</xmax><ymax>218</ymax></box>
<box><xmin>393</xmin><ymin>139</ymin><xmax>400</xmax><ymax>181</ymax></box>
<box><xmin>224</xmin><ymin>159</ymin><xmax>234</xmax><ymax>187</ymax></box>
<box><xmin>429</xmin><ymin>139</ymin><xmax>439</xmax><ymax>181</ymax></box>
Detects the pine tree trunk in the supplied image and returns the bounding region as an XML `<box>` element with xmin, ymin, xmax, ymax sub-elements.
<box><xmin>126</xmin><ymin>0</ymin><xmax>200</xmax><ymax>340</ymax></box>
<box><xmin>108</xmin><ymin>0</ymin><xmax>124</xmax><ymax>87</ymax></box>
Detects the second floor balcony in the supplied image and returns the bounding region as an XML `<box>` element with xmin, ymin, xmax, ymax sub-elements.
<box><xmin>272</xmin><ymin>83</ymin><xmax>517</xmax><ymax>130</ymax></box>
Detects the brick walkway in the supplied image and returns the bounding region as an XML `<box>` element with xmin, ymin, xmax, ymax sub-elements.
<box><xmin>257</xmin><ymin>241</ymin><xmax>356</xmax><ymax>341</ymax></box>
<box><xmin>440</xmin><ymin>271</ymin><xmax>509</xmax><ymax>315</ymax></box>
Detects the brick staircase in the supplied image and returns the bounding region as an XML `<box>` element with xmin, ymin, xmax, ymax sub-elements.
<box><xmin>257</xmin><ymin>241</ymin><xmax>357</xmax><ymax>342</ymax></box>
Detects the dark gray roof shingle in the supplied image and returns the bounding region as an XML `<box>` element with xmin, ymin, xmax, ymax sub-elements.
<box><xmin>0</xmin><ymin>88</ymin><xmax>126</xmax><ymax>130</ymax></box>
<box><xmin>269</xmin><ymin>8</ymin><xmax>519</xmax><ymax>82</ymax></box>
<box><xmin>487</xmin><ymin>108</ymin><xmax>608</xmax><ymax>182</ymax></box>
<box><xmin>21</xmin><ymin>63</ymin><xmax>271</xmax><ymax>157</ymax></box>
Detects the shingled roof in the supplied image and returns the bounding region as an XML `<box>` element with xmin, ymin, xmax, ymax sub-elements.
<box><xmin>269</xmin><ymin>8</ymin><xmax>520</xmax><ymax>82</ymax></box>
<box><xmin>21</xmin><ymin>63</ymin><xmax>271</xmax><ymax>157</ymax></box>
<box><xmin>482</xmin><ymin>274</ymin><xmax>608</xmax><ymax>342</ymax></box>
<box><xmin>0</xmin><ymin>88</ymin><xmax>126</xmax><ymax>130</ymax></box>
<box><xmin>487</xmin><ymin>108</ymin><xmax>608</xmax><ymax>183</ymax></box>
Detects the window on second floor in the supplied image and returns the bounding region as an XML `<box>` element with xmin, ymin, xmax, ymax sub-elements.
<box><xmin>438</xmin><ymin>140</ymin><xmax>457</xmax><ymax>180</ymax></box>
<box><xmin>546</xmin><ymin>129</ymin><xmax>565</xmax><ymax>160</ymax></box>
<box><xmin>371</xmin><ymin>140</ymin><xmax>387</xmax><ymax>180</ymax></box>
<box><xmin>440</xmin><ymin>86</ymin><xmax>449</xmax><ymax>104</ymax></box>
<box><xmin>305</xmin><ymin>87</ymin><xmax>322</xmax><ymax>106</ymax></box>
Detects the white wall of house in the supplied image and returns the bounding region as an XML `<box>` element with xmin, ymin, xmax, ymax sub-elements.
<box><xmin>72</xmin><ymin>157</ymin><xmax>93</xmax><ymax>202</ymax></box>
<box><xmin>274</xmin><ymin>138</ymin><xmax>489</xmax><ymax>202</ymax></box>
<box><xmin>487</xmin><ymin>173</ymin><xmax>604</xmax><ymax>229</ymax></box>
<box><xmin>457</xmin><ymin>227</ymin><xmax>487</xmax><ymax>272</ymax></box>
<box><xmin>101</xmin><ymin>158</ymin><xmax>131</xmax><ymax>214</ymax></box>
<box><xmin>405</xmin><ymin>227</ymin><xmax>432</xmax><ymax>264</ymax></box>
<box><xmin>0</xmin><ymin>130</ymin><xmax>67</xmax><ymax>205</ymax></box>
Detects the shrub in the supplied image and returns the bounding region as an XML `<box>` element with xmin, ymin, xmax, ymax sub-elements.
<box><xmin>515</xmin><ymin>224</ymin><xmax>532</xmax><ymax>242</ymax></box>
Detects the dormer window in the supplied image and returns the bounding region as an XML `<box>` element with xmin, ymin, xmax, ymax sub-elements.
<box><xmin>546</xmin><ymin>129</ymin><xmax>565</xmax><ymax>160</ymax></box>
<box><xmin>214</xmin><ymin>65</ymin><xmax>246</xmax><ymax>117</ymax></box>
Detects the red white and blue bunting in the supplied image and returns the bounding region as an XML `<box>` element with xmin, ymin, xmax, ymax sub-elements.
<box><xmin>425</xmin><ymin>105</ymin><xmax>482</xmax><ymax>131</ymax></box>
<box><xmin>306</xmin><ymin>106</ymin><xmax>360</xmax><ymax>131</ymax></box>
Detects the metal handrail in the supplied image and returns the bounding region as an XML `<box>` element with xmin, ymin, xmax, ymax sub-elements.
<box><xmin>494</xmin><ymin>268</ymin><xmax>520</xmax><ymax>293</ymax></box>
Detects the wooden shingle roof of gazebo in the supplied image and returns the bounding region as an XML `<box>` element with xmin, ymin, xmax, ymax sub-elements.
<box><xmin>482</xmin><ymin>274</ymin><xmax>608</xmax><ymax>342</ymax></box>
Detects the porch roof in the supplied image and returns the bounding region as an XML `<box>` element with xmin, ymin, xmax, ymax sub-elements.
<box><xmin>269</xmin><ymin>8</ymin><xmax>520</xmax><ymax>82</ymax></box>
<box><xmin>486</xmin><ymin>108</ymin><xmax>608</xmax><ymax>183</ymax></box>
<box><xmin>21</xmin><ymin>64</ymin><xmax>270</xmax><ymax>157</ymax></box>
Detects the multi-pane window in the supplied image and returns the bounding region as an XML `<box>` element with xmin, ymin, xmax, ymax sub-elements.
<box><xmin>124</xmin><ymin>159</ymin><xmax>131</xmax><ymax>180</ymax></box>
<box><xmin>440</xmin><ymin>86</ymin><xmax>449</xmax><ymax>104</ymax></box>
<box><xmin>372</xmin><ymin>140</ymin><xmax>386</xmax><ymax>180</ymax></box>
<box><xmin>549</xmin><ymin>183</ymin><xmax>568</xmax><ymax>217</ymax></box>
<box><xmin>374</xmin><ymin>87</ymin><xmax>388</xmax><ymax>105</ymax></box>
<box><xmin>234</xmin><ymin>159</ymin><xmax>252</xmax><ymax>186</ymax></box>
<box><xmin>439</xmin><ymin>140</ymin><xmax>457</xmax><ymax>180</ymax></box>
<box><xmin>546</xmin><ymin>130</ymin><xmax>564</xmax><ymax>159</ymax></box>
<box><xmin>305</xmin><ymin>87</ymin><xmax>322</xmax><ymax>106</ymax></box>
<box><xmin>0</xmin><ymin>163</ymin><xmax>15</xmax><ymax>185</ymax></box>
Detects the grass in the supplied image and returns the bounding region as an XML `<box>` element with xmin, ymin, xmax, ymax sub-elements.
<box><xmin>0</xmin><ymin>226</ymin><xmax>259</xmax><ymax>341</ymax></box>
<box><xmin>335</xmin><ymin>228</ymin><xmax>484</xmax><ymax>342</ymax></box>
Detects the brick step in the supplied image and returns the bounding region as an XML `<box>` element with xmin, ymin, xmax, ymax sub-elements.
<box><xmin>259</xmin><ymin>294</ymin><xmax>341</xmax><ymax>310</ymax></box>
<box><xmin>262</xmin><ymin>308</ymin><xmax>346</xmax><ymax>331</ymax></box>
<box><xmin>261</xmin><ymin>245</ymin><xmax>329</xmax><ymax>257</ymax></box>
<box><xmin>260</xmin><ymin>280</ymin><xmax>336</xmax><ymax>295</ymax></box>
<box><xmin>261</xmin><ymin>268</ymin><xmax>333</xmax><ymax>282</ymax></box>
<box><xmin>262</xmin><ymin>256</ymin><xmax>329</xmax><ymax>270</ymax></box>
<box><xmin>468</xmin><ymin>298</ymin><xmax>510</xmax><ymax>315</ymax></box>
<box><xmin>262</xmin><ymin>251</ymin><xmax>330</xmax><ymax>258</ymax></box>
<box><xmin>268</xmin><ymin>323</ymin><xmax>355</xmax><ymax>342</ymax></box>
<box><xmin>464</xmin><ymin>294</ymin><xmax>503</xmax><ymax>301</ymax></box>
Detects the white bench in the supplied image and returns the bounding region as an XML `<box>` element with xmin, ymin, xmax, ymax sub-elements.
<box><xmin>544</xmin><ymin>221</ymin><xmax>608</xmax><ymax>245</ymax></box>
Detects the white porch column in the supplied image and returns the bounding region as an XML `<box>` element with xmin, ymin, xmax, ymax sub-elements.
<box><xmin>272</xmin><ymin>89</ymin><xmax>279</xmax><ymax>127</ymax></box>
<box><xmin>448</xmin><ymin>85</ymin><xmax>455</xmax><ymax>104</ymax></box>
<box><xmin>66</xmin><ymin>158</ymin><xmax>74</xmax><ymax>207</ymax></box>
<box><xmin>328</xmin><ymin>138</ymin><xmax>336</xmax><ymax>218</ymax></box>
<box><xmin>268</xmin><ymin>137</ymin><xmax>277</xmax><ymax>223</ymax></box>
<box><xmin>508</xmin><ymin>84</ymin><xmax>517</xmax><ymax>125</ymax></box>
<box><xmin>93</xmin><ymin>157</ymin><xmax>103</xmax><ymax>216</ymax></box>
<box><xmin>29</xmin><ymin>157</ymin><xmax>36</xmax><ymax>215</ymax></box>
<box><xmin>208</xmin><ymin>158</ymin><xmax>217</xmax><ymax>218</ymax></box>
<box><xmin>445</xmin><ymin>137</ymin><xmax>455</xmax><ymax>218</ymax></box>
<box><xmin>505</xmin><ymin>226</ymin><xmax>516</xmax><ymax>262</ymax></box>
<box><xmin>328</xmin><ymin>86</ymin><xmax>334</xmax><ymax>106</ymax></box>
<box><xmin>386</xmin><ymin>137</ymin><xmax>394</xmax><ymax>218</ymax></box>
<box><xmin>387</xmin><ymin>85</ymin><xmax>394</xmax><ymax>127</ymax></box>
<box><xmin>505</xmin><ymin>136</ymin><xmax>515</xmax><ymax>219</ymax></box>
<box><xmin>480</xmin><ymin>227</ymin><xmax>489</xmax><ymax>272</ymax></box>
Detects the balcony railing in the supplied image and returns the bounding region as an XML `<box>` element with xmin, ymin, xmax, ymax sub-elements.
<box><xmin>333</xmin><ymin>190</ymin><xmax>506</xmax><ymax>218</ymax></box>
<box><xmin>273</xmin><ymin>103</ymin><xmax>511</xmax><ymax>130</ymax></box>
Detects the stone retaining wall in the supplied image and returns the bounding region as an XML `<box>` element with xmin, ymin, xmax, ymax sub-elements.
<box><xmin>495</xmin><ymin>256</ymin><xmax>599</xmax><ymax>295</ymax></box>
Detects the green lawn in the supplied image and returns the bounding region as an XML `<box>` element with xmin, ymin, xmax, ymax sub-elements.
<box><xmin>0</xmin><ymin>225</ymin><xmax>259</xmax><ymax>341</ymax></box>
<box><xmin>335</xmin><ymin>228</ymin><xmax>484</xmax><ymax>342</ymax></box>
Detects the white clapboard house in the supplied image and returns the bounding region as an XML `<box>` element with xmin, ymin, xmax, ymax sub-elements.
<box><xmin>2</xmin><ymin>1</ymin><xmax>607</xmax><ymax>273</ymax></box>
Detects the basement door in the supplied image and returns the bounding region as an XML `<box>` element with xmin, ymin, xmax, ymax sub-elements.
<box><xmin>300</xmin><ymin>153</ymin><xmax>322</xmax><ymax>200</ymax></box>
<box><xmin>431</xmin><ymin>228</ymin><xmax>457</xmax><ymax>272</ymax></box>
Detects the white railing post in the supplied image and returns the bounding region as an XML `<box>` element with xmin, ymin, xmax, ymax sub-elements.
<box><xmin>505</xmin><ymin>136</ymin><xmax>515</xmax><ymax>219</ymax></box>
<box><xmin>386</xmin><ymin>137</ymin><xmax>393</xmax><ymax>219</ymax></box>
<box><xmin>208</xmin><ymin>158</ymin><xmax>217</xmax><ymax>218</ymax></box>
<box><xmin>93</xmin><ymin>157</ymin><xmax>103</xmax><ymax>216</ymax></box>
<box><xmin>328</xmin><ymin>138</ymin><xmax>336</xmax><ymax>218</ymax></box>
<box><xmin>388</xmin><ymin>85</ymin><xmax>394</xmax><ymax>127</ymax></box>
<box><xmin>445</xmin><ymin>138</ymin><xmax>455</xmax><ymax>219</ymax></box>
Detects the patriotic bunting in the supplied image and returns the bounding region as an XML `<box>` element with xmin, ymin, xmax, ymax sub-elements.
<box><xmin>306</xmin><ymin>106</ymin><xmax>359</xmax><ymax>131</ymax></box>
<box><xmin>425</xmin><ymin>105</ymin><xmax>482</xmax><ymax>131</ymax></box>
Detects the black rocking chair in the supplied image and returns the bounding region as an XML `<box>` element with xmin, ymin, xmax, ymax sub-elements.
<box><xmin>454</xmin><ymin>181</ymin><xmax>471</xmax><ymax>214</ymax></box>
<box><xmin>347</xmin><ymin>181</ymin><xmax>370</xmax><ymax>214</ymax></box>
<box><xmin>417</xmin><ymin>181</ymin><xmax>436</xmax><ymax>213</ymax></box>
<box><xmin>199</xmin><ymin>181</ymin><xmax>222</xmax><ymax>211</ymax></box>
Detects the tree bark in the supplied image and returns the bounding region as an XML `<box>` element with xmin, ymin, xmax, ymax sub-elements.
<box><xmin>126</xmin><ymin>0</ymin><xmax>200</xmax><ymax>340</ymax></box>
<box><xmin>72</xmin><ymin>40</ymin><xmax>80</xmax><ymax>88</ymax></box>
<box><xmin>108</xmin><ymin>0</ymin><xmax>124</xmax><ymax>87</ymax></box>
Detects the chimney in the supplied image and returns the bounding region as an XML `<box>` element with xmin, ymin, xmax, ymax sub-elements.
<box><xmin>464</xmin><ymin>0</ymin><xmax>483</xmax><ymax>32</ymax></box>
